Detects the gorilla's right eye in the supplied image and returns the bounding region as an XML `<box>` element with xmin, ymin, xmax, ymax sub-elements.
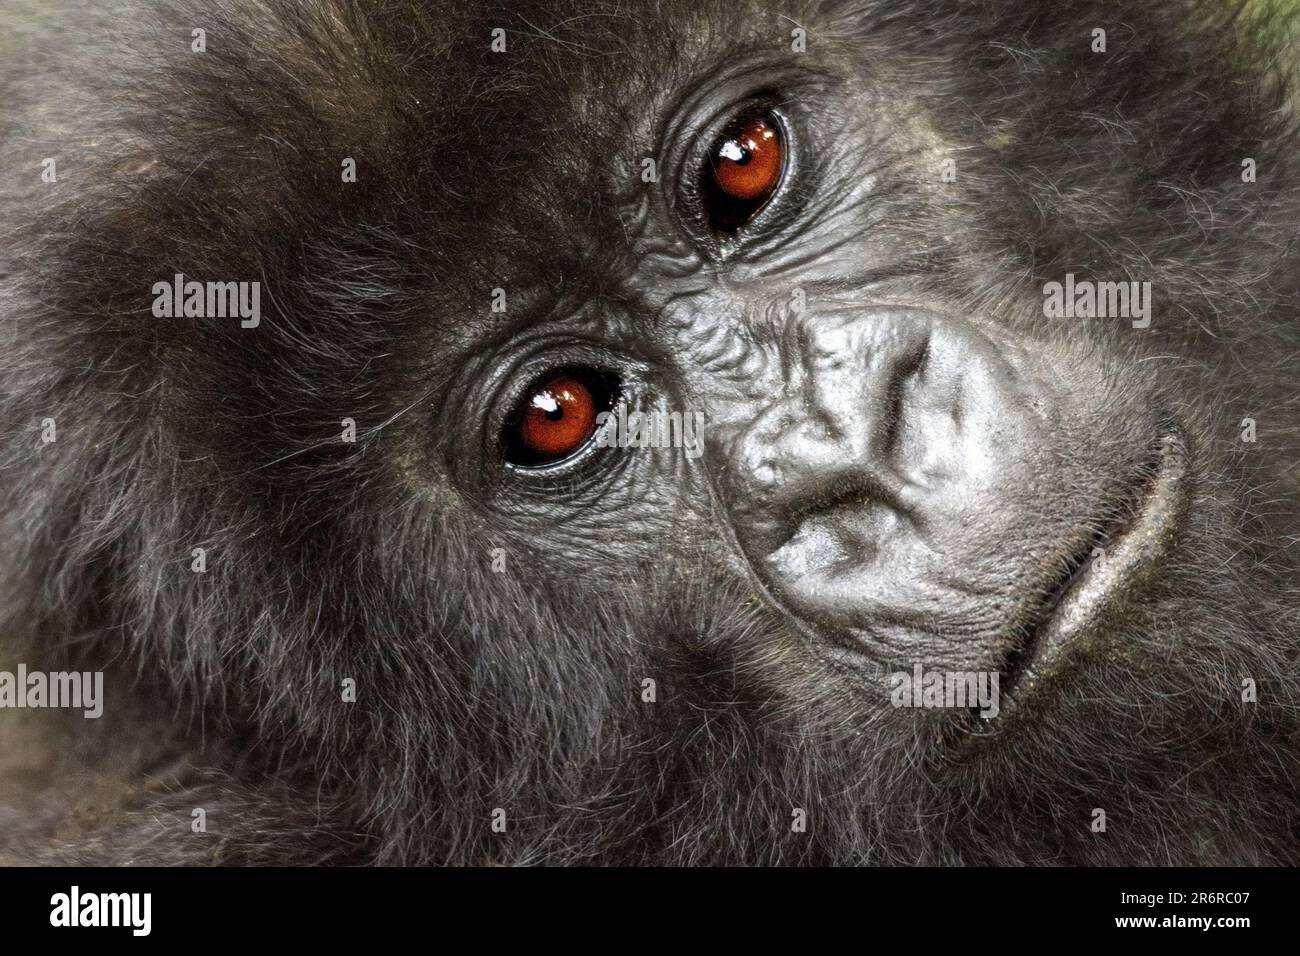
<box><xmin>702</xmin><ymin>110</ymin><xmax>787</xmax><ymax>232</ymax></box>
<box><xmin>503</xmin><ymin>369</ymin><xmax>618</xmax><ymax>468</ymax></box>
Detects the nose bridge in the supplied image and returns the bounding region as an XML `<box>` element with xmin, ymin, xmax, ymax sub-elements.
<box><xmin>797</xmin><ymin>313</ymin><xmax>889</xmax><ymax>453</ymax></box>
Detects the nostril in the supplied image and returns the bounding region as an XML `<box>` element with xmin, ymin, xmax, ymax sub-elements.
<box><xmin>738</xmin><ymin>464</ymin><xmax>915</xmax><ymax>561</ymax></box>
<box><xmin>766</xmin><ymin>498</ymin><xmax>896</xmax><ymax>582</ymax></box>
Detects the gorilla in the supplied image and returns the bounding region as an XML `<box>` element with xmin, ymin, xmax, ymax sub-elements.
<box><xmin>1</xmin><ymin>0</ymin><xmax>1299</xmax><ymax>866</ymax></box>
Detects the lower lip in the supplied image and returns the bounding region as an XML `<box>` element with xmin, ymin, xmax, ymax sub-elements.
<box><xmin>1000</xmin><ymin>424</ymin><xmax>1192</xmax><ymax>713</ymax></box>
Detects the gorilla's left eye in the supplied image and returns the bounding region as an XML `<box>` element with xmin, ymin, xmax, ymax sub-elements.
<box><xmin>702</xmin><ymin>110</ymin><xmax>786</xmax><ymax>232</ymax></box>
<box><xmin>503</xmin><ymin>369</ymin><xmax>618</xmax><ymax>468</ymax></box>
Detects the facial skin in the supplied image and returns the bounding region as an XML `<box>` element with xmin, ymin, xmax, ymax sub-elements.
<box><xmin>1</xmin><ymin>0</ymin><xmax>1299</xmax><ymax>865</ymax></box>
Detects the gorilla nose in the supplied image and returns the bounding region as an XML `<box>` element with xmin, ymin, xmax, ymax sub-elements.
<box><xmin>714</xmin><ymin>308</ymin><xmax>1050</xmax><ymax>648</ymax></box>
<box><xmin>721</xmin><ymin>310</ymin><xmax>935</xmax><ymax>558</ymax></box>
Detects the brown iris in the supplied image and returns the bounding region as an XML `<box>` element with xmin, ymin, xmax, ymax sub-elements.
<box><xmin>705</xmin><ymin>112</ymin><xmax>785</xmax><ymax>230</ymax></box>
<box><xmin>514</xmin><ymin>374</ymin><xmax>599</xmax><ymax>463</ymax></box>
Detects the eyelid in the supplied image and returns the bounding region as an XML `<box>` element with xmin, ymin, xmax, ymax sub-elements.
<box><xmin>663</xmin><ymin>94</ymin><xmax>800</xmax><ymax>252</ymax></box>
<box><xmin>476</xmin><ymin>339</ymin><xmax>621</xmax><ymax>443</ymax></box>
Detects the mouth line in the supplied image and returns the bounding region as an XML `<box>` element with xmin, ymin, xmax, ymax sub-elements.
<box><xmin>998</xmin><ymin>423</ymin><xmax>1191</xmax><ymax>712</ymax></box>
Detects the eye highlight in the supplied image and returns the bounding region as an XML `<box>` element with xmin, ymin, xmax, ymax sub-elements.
<box><xmin>703</xmin><ymin>111</ymin><xmax>786</xmax><ymax>232</ymax></box>
<box><xmin>504</xmin><ymin>370</ymin><xmax>617</xmax><ymax>468</ymax></box>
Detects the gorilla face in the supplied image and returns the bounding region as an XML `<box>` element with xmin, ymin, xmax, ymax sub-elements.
<box><xmin>478</xmin><ymin>80</ymin><xmax>1188</xmax><ymax>713</ymax></box>
<box><xmin>2</xmin><ymin>0</ymin><xmax>1299</xmax><ymax>865</ymax></box>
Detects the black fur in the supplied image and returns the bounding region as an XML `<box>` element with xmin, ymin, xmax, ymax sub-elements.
<box><xmin>1</xmin><ymin>0</ymin><xmax>1299</xmax><ymax>864</ymax></box>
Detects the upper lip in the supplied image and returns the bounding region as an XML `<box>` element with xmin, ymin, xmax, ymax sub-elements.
<box><xmin>998</xmin><ymin>423</ymin><xmax>1192</xmax><ymax>713</ymax></box>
